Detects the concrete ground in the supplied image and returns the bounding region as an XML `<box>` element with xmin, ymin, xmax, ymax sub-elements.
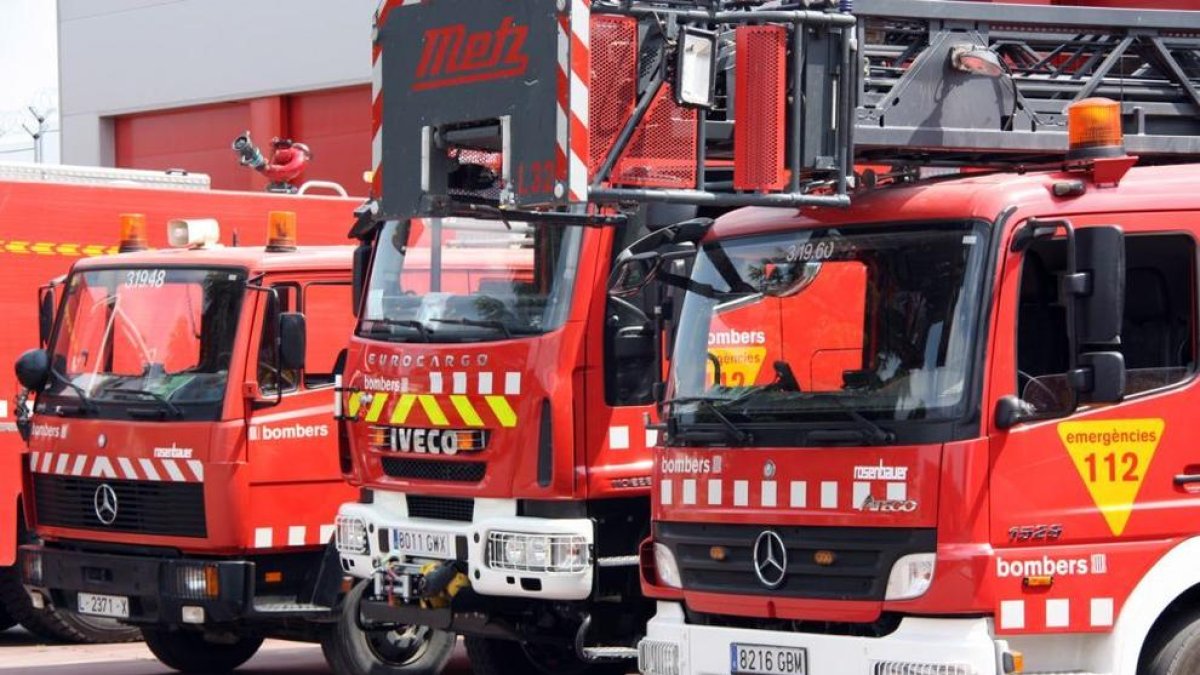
<box><xmin>0</xmin><ymin>625</ymin><xmax>473</xmax><ymax>674</ymax></box>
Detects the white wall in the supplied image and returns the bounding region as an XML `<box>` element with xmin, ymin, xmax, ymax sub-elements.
<box><xmin>58</xmin><ymin>0</ymin><xmax>377</xmax><ymax>165</ymax></box>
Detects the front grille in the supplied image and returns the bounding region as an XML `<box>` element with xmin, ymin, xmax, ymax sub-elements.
<box><xmin>655</xmin><ymin>522</ymin><xmax>935</xmax><ymax>601</ymax></box>
<box><xmin>33</xmin><ymin>475</ymin><xmax>206</xmax><ymax>538</ymax></box>
<box><xmin>381</xmin><ymin>457</ymin><xmax>485</xmax><ymax>483</ymax></box>
<box><xmin>406</xmin><ymin>495</ymin><xmax>475</xmax><ymax>522</ymax></box>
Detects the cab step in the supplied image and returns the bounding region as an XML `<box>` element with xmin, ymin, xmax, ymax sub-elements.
<box><xmin>252</xmin><ymin>596</ymin><xmax>332</xmax><ymax>614</ymax></box>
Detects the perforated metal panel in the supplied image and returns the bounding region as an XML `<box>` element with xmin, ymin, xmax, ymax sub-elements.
<box><xmin>614</xmin><ymin>84</ymin><xmax>698</xmax><ymax>189</ymax></box>
<box><xmin>735</xmin><ymin>25</ymin><xmax>789</xmax><ymax>192</ymax></box>
<box><xmin>588</xmin><ymin>15</ymin><xmax>639</xmax><ymax>179</ymax></box>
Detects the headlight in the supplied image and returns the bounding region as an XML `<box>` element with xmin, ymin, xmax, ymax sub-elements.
<box><xmin>884</xmin><ymin>553</ymin><xmax>935</xmax><ymax>601</ymax></box>
<box><xmin>335</xmin><ymin>515</ymin><xmax>369</xmax><ymax>555</ymax></box>
<box><xmin>173</xmin><ymin>564</ymin><xmax>220</xmax><ymax>600</ymax></box>
<box><xmin>486</xmin><ymin>531</ymin><xmax>590</xmax><ymax>574</ymax></box>
<box><xmin>653</xmin><ymin>543</ymin><xmax>682</xmax><ymax>589</ymax></box>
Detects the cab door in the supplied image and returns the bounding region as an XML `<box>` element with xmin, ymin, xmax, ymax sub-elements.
<box><xmin>244</xmin><ymin>276</ymin><xmax>357</xmax><ymax>550</ymax></box>
<box><xmin>987</xmin><ymin>212</ymin><xmax>1200</xmax><ymax>637</ymax></box>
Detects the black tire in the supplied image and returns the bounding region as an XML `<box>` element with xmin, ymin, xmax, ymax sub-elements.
<box><xmin>142</xmin><ymin>628</ymin><xmax>264</xmax><ymax>674</ymax></box>
<box><xmin>321</xmin><ymin>580</ymin><xmax>456</xmax><ymax>675</ymax></box>
<box><xmin>464</xmin><ymin>636</ymin><xmax>630</xmax><ymax>675</ymax></box>
<box><xmin>0</xmin><ymin>563</ymin><xmax>140</xmax><ymax>643</ymax></box>
<box><xmin>1145</xmin><ymin>612</ymin><xmax>1200</xmax><ymax>675</ymax></box>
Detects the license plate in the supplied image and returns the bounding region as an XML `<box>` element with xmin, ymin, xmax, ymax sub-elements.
<box><xmin>390</xmin><ymin>528</ymin><xmax>453</xmax><ymax>558</ymax></box>
<box><xmin>77</xmin><ymin>592</ymin><xmax>130</xmax><ymax>619</ymax></box>
<box><xmin>731</xmin><ymin>644</ymin><xmax>807</xmax><ymax>675</ymax></box>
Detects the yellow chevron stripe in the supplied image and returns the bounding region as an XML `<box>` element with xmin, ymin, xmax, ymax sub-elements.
<box><xmin>485</xmin><ymin>396</ymin><xmax>517</xmax><ymax>428</ymax></box>
<box><xmin>5</xmin><ymin>242</ymin><xmax>29</xmax><ymax>254</ymax></box>
<box><xmin>31</xmin><ymin>242</ymin><xmax>55</xmax><ymax>255</ymax></box>
<box><xmin>0</xmin><ymin>241</ymin><xmax>120</xmax><ymax>257</ymax></box>
<box><xmin>82</xmin><ymin>245</ymin><xmax>109</xmax><ymax>256</ymax></box>
<box><xmin>364</xmin><ymin>393</ymin><xmax>390</xmax><ymax>422</ymax></box>
<box><xmin>346</xmin><ymin>392</ymin><xmax>363</xmax><ymax>418</ymax></box>
<box><xmin>389</xmin><ymin>394</ymin><xmax>417</xmax><ymax>425</ymax></box>
<box><xmin>449</xmin><ymin>395</ymin><xmax>484</xmax><ymax>427</ymax></box>
<box><xmin>55</xmin><ymin>243</ymin><xmax>81</xmax><ymax>256</ymax></box>
<box><xmin>417</xmin><ymin>395</ymin><xmax>449</xmax><ymax>426</ymax></box>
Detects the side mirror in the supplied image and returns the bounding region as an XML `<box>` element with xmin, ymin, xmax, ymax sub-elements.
<box><xmin>994</xmin><ymin>395</ymin><xmax>1035</xmax><ymax>430</ymax></box>
<box><xmin>351</xmin><ymin>241</ymin><xmax>373</xmax><ymax>318</ymax></box>
<box><xmin>38</xmin><ymin>290</ymin><xmax>55</xmax><ymax>347</ymax></box>
<box><xmin>15</xmin><ymin>349</ymin><xmax>50</xmax><ymax>392</ymax></box>
<box><xmin>1071</xmin><ymin>225</ymin><xmax>1124</xmax><ymax>346</ymax></box>
<box><xmin>279</xmin><ymin>313</ymin><xmax>307</xmax><ymax>372</ymax></box>
<box><xmin>1072</xmin><ymin>351</ymin><xmax>1125</xmax><ymax>404</ymax></box>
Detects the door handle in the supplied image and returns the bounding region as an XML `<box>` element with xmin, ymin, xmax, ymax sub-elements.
<box><xmin>1173</xmin><ymin>474</ymin><xmax>1200</xmax><ymax>486</ymax></box>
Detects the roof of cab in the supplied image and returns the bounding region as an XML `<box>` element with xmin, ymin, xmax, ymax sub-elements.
<box><xmin>709</xmin><ymin>162</ymin><xmax>1200</xmax><ymax>240</ymax></box>
<box><xmin>69</xmin><ymin>245</ymin><xmax>353</xmax><ymax>273</ymax></box>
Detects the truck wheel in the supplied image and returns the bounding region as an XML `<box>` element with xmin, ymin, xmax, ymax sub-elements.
<box><xmin>142</xmin><ymin>628</ymin><xmax>264</xmax><ymax>673</ymax></box>
<box><xmin>464</xmin><ymin>636</ymin><xmax>630</xmax><ymax>675</ymax></box>
<box><xmin>1146</xmin><ymin>612</ymin><xmax>1200</xmax><ymax>675</ymax></box>
<box><xmin>0</xmin><ymin>564</ymin><xmax>139</xmax><ymax>643</ymax></box>
<box><xmin>321</xmin><ymin>580</ymin><xmax>455</xmax><ymax>675</ymax></box>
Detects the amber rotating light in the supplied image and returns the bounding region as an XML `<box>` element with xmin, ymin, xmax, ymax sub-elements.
<box><xmin>118</xmin><ymin>213</ymin><xmax>149</xmax><ymax>252</ymax></box>
<box><xmin>266</xmin><ymin>210</ymin><xmax>298</xmax><ymax>252</ymax></box>
<box><xmin>1066</xmin><ymin>97</ymin><xmax>1126</xmax><ymax>161</ymax></box>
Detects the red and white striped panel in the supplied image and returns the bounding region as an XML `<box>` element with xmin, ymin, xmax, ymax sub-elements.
<box><xmin>558</xmin><ymin>0</ymin><xmax>591</xmax><ymax>201</ymax></box>
<box><xmin>253</xmin><ymin>524</ymin><xmax>337</xmax><ymax>549</ymax></box>
<box><xmin>997</xmin><ymin>596</ymin><xmax>1116</xmax><ymax>633</ymax></box>
<box><xmin>28</xmin><ymin>451</ymin><xmax>204</xmax><ymax>483</ymax></box>
<box><xmin>659</xmin><ymin>476</ymin><xmax>907</xmax><ymax>509</ymax></box>
<box><xmin>371</xmin><ymin>0</ymin><xmax>424</xmax><ymax>197</ymax></box>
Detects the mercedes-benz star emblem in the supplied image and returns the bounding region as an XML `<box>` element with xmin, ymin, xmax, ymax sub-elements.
<box><xmin>753</xmin><ymin>530</ymin><xmax>787</xmax><ymax>589</ymax></box>
<box><xmin>93</xmin><ymin>484</ymin><xmax>118</xmax><ymax>525</ymax></box>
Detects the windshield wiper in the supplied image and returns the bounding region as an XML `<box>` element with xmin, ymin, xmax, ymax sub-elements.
<box><xmin>664</xmin><ymin>396</ymin><xmax>751</xmax><ymax>445</ymax></box>
<box><xmin>48</xmin><ymin>368</ymin><xmax>97</xmax><ymax>415</ymax></box>
<box><xmin>365</xmin><ymin>318</ymin><xmax>431</xmax><ymax>342</ymax></box>
<box><xmin>802</xmin><ymin>392</ymin><xmax>894</xmax><ymax>445</ymax></box>
<box><xmin>429</xmin><ymin>317</ymin><xmax>520</xmax><ymax>339</ymax></box>
<box><xmin>96</xmin><ymin>387</ymin><xmax>184</xmax><ymax>419</ymax></box>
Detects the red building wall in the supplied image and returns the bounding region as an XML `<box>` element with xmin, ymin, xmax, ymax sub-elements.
<box><xmin>115</xmin><ymin>85</ymin><xmax>371</xmax><ymax>196</ymax></box>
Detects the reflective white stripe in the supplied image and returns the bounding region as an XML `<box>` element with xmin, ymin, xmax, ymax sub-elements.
<box><xmin>609</xmin><ymin>426</ymin><xmax>630</xmax><ymax>450</ymax></box>
<box><xmin>477</xmin><ymin>372</ymin><xmax>493</xmax><ymax>395</ymax></box>
<box><xmin>820</xmin><ymin>482</ymin><xmax>838</xmax><ymax>509</ymax></box>
<box><xmin>29</xmin><ymin>451</ymin><xmax>39</xmax><ymax>471</ymax></box>
<box><xmin>70</xmin><ymin>455</ymin><xmax>87</xmax><ymax>476</ymax></box>
<box><xmin>761</xmin><ymin>481</ymin><xmax>777</xmax><ymax>508</ymax></box>
<box><xmin>505</xmin><ymin>372</ymin><xmax>521</xmax><ymax>395</ymax></box>
<box><xmin>887</xmin><ymin>482</ymin><xmax>908</xmax><ymax>501</ymax></box>
<box><xmin>372</xmin><ymin>129</ymin><xmax>383</xmax><ymax>175</ymax></box>
<box><xmin>1045</xmin><ymin>598</ymin><xmax>1070</xmax><ymax>628</ymax></box>
<box><xmin>790</xmin><ymin>481</ymin><xmax>807</xmax><ymax>508</ymax></box>
<box><xmin>40</xmin><ymin>452</ymin><xmax>53</xmax><ymax>473</ymax></box>
<box><xmin>681</xmin><ymin>479</ymin><xmax>696</xmax><ymax>505</ymax></box>
<box><xmin>733</xmin><ymin>480</ymin><xmax>749</xmax><ymax>507</ymax></box>
<box><xmin>254</xmin><ymin>528</ymin><xmax>273</xmax><ymax>548</ymax></box>
<box><xmin>92</xmin><ymin>456</ymin><xmax>116</xmax><ymax>479</ymax></box>
<box><xmin>852</xmin><ymin>481</ymin><xmax>870</xmax><ymax>508</ymax></box>
<box><xmin>139</xmin><ymin>458</ymin><xmax>161</xmax><ymax>481</ymax></box>
<box><xmin>187</xmin><ymin>460</ymin><xmax>204</xmax><ymax>482</ymax></box>
<box><xmin>117</xmin><ymin>457</ymin><xmax>138</xmax><ymax>480</ymax></box>
<box><xmin>55</xmin><ymin>453</ymin><xmax>70</xmax><ymax>475</ymax></box>
<box><xmin>1000</xmin><ymin>600</ymin><xmax>1025</xmax><ymax>630</ymax></box>
<box><xmin>1091</xmin><ymin>597</ymin><xmax>1114</xmax><ymax>627</ymax></box>
<box><xmin>707</xmin><ymin>479</ymin><xmax>723</xmax><ymax>506</ymax></box>
<box><xmin>161</xmin><ymin>459</ymin><xmax>186</xmax><ymax>482</ymax></box>
<box><xmin>320</xmin><ymin>524</ymin><xmax>336</xmax><ymax>543</ymax></box>
<box><xmin>0</xmin><ymin>400</ymin><xmax>7</xmax><ymax>418</ymax></box>
<box><xmin>660</xmin><ymin>480</ymin><xmax>673</xmax><ymax>505</ymax></box>
<box><xmin>429</xmin><ymin>372</ymin><xmax>444</xmax><ymax>394</ymax></box>
<box><xmin>288</xmin><ymin>526</ymin><xmax>307</xmax><ymax>547</ymax></box>
<box><xmin>452</xmin><ymin>372</ymin><xmax>467</xmax><ymax>394</ymax></box>
<box><xmin>645</xmin><ymin>429</ymin><xmax>659</xmax><ymax>447</ymax></box>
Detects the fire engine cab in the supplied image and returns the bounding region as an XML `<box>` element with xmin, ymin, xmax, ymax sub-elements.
<box><xmin>16</xmin><ymin>214</ymin><xmax>358</xmax><ymax>673</ymax></box>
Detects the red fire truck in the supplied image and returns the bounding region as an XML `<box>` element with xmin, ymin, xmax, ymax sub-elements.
<box><xmin>581</xmin><ymin>2</ymin><xmax>1200</xmax><ymax>675</ymax></box>
<box><xmin>0</xmin><ymin>163</ymin><xmax>362</xmax><ymax>644</ymax></box>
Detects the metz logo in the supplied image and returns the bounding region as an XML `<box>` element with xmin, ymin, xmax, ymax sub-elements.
<box><xmin>413</xmin><ymin>18</ymin><xmax>529</xmax><ymax>91</ymax></box>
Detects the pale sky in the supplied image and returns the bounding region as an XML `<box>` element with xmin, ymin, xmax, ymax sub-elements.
<box><xmin>0</xmin><ymin>0</ymin><xmax>60</xmax><ymax>162</ymax></box>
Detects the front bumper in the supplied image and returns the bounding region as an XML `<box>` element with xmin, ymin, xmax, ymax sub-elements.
<box><xmin>20</xmin><ymin>544</ymin><xmax>329</xmax><ymax>626</ymax></box>
<box><xmin>336</xmin><ymin>493</ymin><xmax>595</xmax><ymax>601</ymax></box>
<box><xmin>639</xmin><ymin>602</ymin><xmax>1008</xmax><ymax>675</ymax></box>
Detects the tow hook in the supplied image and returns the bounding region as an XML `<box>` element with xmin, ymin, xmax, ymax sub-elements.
<box><xmin>417</xmin><ymin>561</ymin><xmax>468</xmax><ymax>609</ymax></box>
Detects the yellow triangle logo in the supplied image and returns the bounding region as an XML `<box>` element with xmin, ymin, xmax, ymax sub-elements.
<box><xmin>1057</xmin><ymin>419</ymin><xmax>1164</xmax><ymax>536</ymax></box>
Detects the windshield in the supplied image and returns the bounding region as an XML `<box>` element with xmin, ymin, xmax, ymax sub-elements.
<box><xmin>359</xmin><ymin>218</ymin><xmax>583</xmax><ymax>343</ymax></box>
<box><xmin>669</xmin><ymin>221</ymin><xmax>988</xmax><ymax>436</ymax></box>
<box><xmin>45</xmin><ymin>267</ymin><xmax>247</xmax><ymax>420</ymax></box>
